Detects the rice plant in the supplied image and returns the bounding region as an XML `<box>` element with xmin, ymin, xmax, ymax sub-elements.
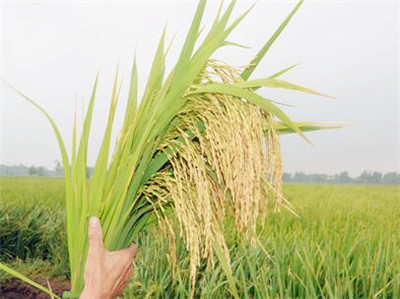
<box><xmin>1</xmin><ymin>0</ymin><xmax>338</xmax><ymax>297</ymax></box>
<box><xmin>2</xmin><ymin>181</ymin><xmax>399</xmax><ymax>298</ymax></box>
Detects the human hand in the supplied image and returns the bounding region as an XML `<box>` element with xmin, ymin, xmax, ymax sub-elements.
<box><xmin>80</xmin><ymin>217</ymin><xmax>137</xmax><ymax>299</ymax></box>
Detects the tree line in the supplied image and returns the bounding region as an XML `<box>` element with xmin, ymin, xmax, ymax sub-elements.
<box><xmin>283</xmin><ymin>171</ymin><xmax>400</xmax><ymax>184</ymax></box>
<box><xmin>0</xmin><ymin>164</ymin><xmax>399</xmax><ymax>184</ymax></box>
<box><xmin>0</xmin><ymin>162</ymin><xmax>94</xmax><ymax>178</ymax></box>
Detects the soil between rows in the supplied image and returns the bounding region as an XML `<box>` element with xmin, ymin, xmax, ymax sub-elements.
<box><xmin>0</xmin><ymin>278</ymin><xmax>70</xmax><ymax>299</ymax></box>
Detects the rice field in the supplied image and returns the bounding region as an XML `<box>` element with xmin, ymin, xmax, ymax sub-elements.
<box><xmin>0</xmin><ymin>177</ymin><xmax>399</xmax><ymax>298</ymax></box>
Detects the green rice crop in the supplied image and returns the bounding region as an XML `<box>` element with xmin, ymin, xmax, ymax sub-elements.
<box><xmin>1</xmin><ymin>178</ymin><xmax>399</xmax><ymax>298</ymax></box>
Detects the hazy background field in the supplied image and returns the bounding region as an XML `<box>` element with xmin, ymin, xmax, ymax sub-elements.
<box><xmin>1</xmin><ymin>178</ymin><xmax>399</xmax><ymax>298</ymax></box>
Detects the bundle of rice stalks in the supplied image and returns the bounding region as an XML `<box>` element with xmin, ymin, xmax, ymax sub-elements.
<box><xmin>1</xmin><ymin>0</ymin><xmax>338</xmax><ymax>297</ymax></box>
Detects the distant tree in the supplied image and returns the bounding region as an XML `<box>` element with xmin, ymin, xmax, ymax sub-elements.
<box><xmin>282</xmin><ymin>173</ymin><xmax>292</xmax><ymax>182</ymax></box>
<box><xmin>308</xmin><ymin>173</ymin><xmax>325</xmax><ymax>183</ymax></box>
<box><xmin>357</xmin><ymin>171</ymin><xmax>372</xmax><ymax>184</ymax></box>
<box><xmin>338</xmin><ymin>171</ymin><xmax>352</xmax><ymax>183</ymax></box>
<box><xmin>382</xmin><ymin>172</ymin><xmax>400</xmax><ymax>184</ymax></box>
<box><xmin>333</xmin><ymin>173</ymin><xmax>339</xmax><ymax>183</ymax></box>
<box><xmin>371</xmin><ymin>172</ymin><xmax>382</xmax><ymax>184</ymax></box>
<box><xmin>320</xmin><ymin>174</ymin><xmax>329</xmax><ymax>183</ymax></box>
<box><xmin>54</xmin><ymin>160</ymin><xmax>63</xmax><ymax>176</ymax></box>
<box><xmin>27</xmin><ymin>165</ymin><xmax>46</xmax><ymax>176</ymax></box>
<box><xmin>294</xmin><ymin>172</ymin><xmax>307</xmax><ymax>183</ymax></box>
<box><xmin>36</xmin><ymin>166</ymin><xmax>45</xmax><ymax>177</ymax></box>
<box><xmin>28</xmin><ymin>165</ymin><xmax>37</xmax><ymax>176</ymax></box>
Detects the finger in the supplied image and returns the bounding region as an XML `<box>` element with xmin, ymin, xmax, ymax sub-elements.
<box><xmin>114</xmin><ymin>280</ymin><xmax>125</xmax><ymax>298</ymax></box>
<box><xmin>112</xmin><ymin>263</ymin><xmax>133</xmax><ymax>297</ymax></box>
<box><xmin>115</xmin><ymin>286</ymin><xmax>123</xmax><ymax>297</ymax></box>
<box><xmin>119</xmin><ymin>266</ymin><xmax>133</xmax><ymax>288</ymax></box>
<box><xmin>87</xmin><ymin>217</ymin><xmax>104</xmax><ymax>254</ymax></box>
<box><xmin>116</xmin><ymin>266</ymin><xmax>133</xmax><ymax>296</ymax></box>
<box><xmin>127</xmin><ymin>243</ymin><xmax>138</xmax><ymax>259</ymax></box>
<box><xmin>125</xmin><ymin>266</ymin><xmax>133</xmax><ymax>281</ymax></box>
<box><xmin>119</xmin><ymin>261</ymin><xmax>134</xmax><ymax>284</ymax></box>
<box><xmin>115</xmin><ymin>281</ymin><xmax>126</xmax><ymax>298</ymax></box>
<box><xmin>116</xmin><ymin>243</ymin><xmax>138</xmax><ymax>265</ymax></box>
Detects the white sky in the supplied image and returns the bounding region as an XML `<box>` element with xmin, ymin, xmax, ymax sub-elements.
<box><xmin>1</xmin><ymin>0</ymin><xmax>399</xmax><ymax>176</ymax></box>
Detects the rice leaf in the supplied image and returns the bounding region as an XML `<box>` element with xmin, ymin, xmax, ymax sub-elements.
<box><xmin>233</xmin><ymin>78</ymin><xmax>333</xmax><ymax>98</ymax></box>
<box><xmin>275</xmin><ymin>121</ymin><xmax>344</xmax><ymax>134</ymax></box>
<box><xmin>0</xmin><ymin>263</ymin><xmax>60</xmax><ymax>299</ymax></box>
<box><xmin>268</xmin><ymin>63</ymin><xmax>299</xmax><ymax>79</ymax></box>
<box><xmin>190</xmin><ymin>83</ymin><xmax>310</xmax><ymax>142</ymax></box>
<box><xmin>241</xmin><ymin>0</ymin><xmax>304</xmax><ymax>80</ymax></box>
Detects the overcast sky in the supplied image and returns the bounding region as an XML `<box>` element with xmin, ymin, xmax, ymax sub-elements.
<box><xmin>1</xmin><ymin>0</ymin><xmax>399</xmax><ymax>176</ymax></box>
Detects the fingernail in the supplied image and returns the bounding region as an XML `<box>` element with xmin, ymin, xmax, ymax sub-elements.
<box><xmin>130</xmin><ymin>243</ymin><xmax>138</xmax><ymax>252</ymax></box>
<box><xmin>89</xmin><ymin>217</ymin><xmax>100</xmax><ymax>229</ymax></box>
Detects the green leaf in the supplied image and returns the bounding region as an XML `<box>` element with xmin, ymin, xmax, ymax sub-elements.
<box><xmin>241</xmin><ymin>0</ymin><xmax>304</xmax><ymax>80</ymax></box>
<box><xmin>3</xmin><ymin>82</ymin><xmax>77</xmax><ymax>284</ymax></box>
<box><xmin>212</xmin><ymin>240</ymin><xmax>239</xmax><ymax>299</ymax></box>
<box><xmin>88</xmin><ymin>68</ymin><xmax>120</xmax><ymax>216</ymax></box>
<box><xmin>233</xmin><ymin>78</ymin><xmax>333</xmax><ymax>98</ymax></box>
<box><xmin>122</xmin><ymin>56</ymin><xmax>139</xmax><ymax>134</ymax></box>
<box><xmin>268</xmin><ymin>63</ymin><xmax>299</xmax><ymax>79</ymax></box>
<box><xmin>274</xmin><ymin>121</ymin><xmax>344</xmax><ymax>134</ymax></box>
<box><xmin>223</xmin><ymin>40</ymin><xmax>251</xmax><ymax>49</ymax></box>
<box><xmin>0</xmin><ymin>263</ymin><xmax>60</xmax><ymax>299</ymax></box>
<box><xmin>190</xmin><ymin>83</ymin><xmax>310</xmax><ymax>143</ymax></box>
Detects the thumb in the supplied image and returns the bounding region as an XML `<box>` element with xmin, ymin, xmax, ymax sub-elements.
<box><xmin>117</xmin><ymin>243</ymin><xmax>138</xmax><ymax>264</ymax></box>
<box><xmin>128</xmin><ymin>243</ymin><xmax>138</xmax><ymax>259</ymax></box>
<box><xmin>87</xmin><ymin>216</ymin><xmax>104</xmax><ymax>253</ymax></box>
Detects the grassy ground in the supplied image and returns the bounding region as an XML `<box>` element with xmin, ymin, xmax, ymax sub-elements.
<box><xmin>0</xmin><ymin>177</ymin><xmax>399</xmax><ymax>298</ymax></box>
